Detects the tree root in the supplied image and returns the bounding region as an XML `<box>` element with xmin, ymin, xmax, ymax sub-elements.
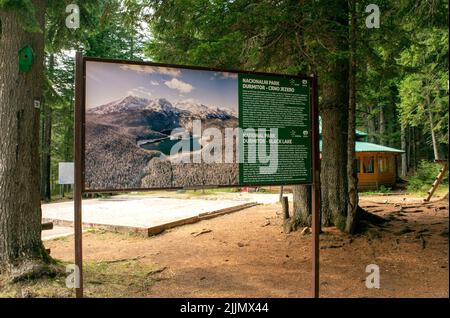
<box><xmin>2</xmin><ymin>258</ymin><xmax>64</xmax><ymax>284</ymax></box>
<box><xmin>354</xmin><ymin>205</ymin><xmax>388</xmax><ymax>234</ymax></box>
<box><xmin>282</xmin><ymin>205</ymin><xmax>387</xmax><ymax>235</ymax></box>
<box><xmin>283</xmin><ymin>216</ymin><xmax>311</xmax><ymax>234</ymax></box>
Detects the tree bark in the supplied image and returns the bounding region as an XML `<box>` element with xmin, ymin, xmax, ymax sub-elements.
<box><xmin>40</xmin><ymin>53</ymin><xmax>54</xmax><ymax>201</ymax></box>
<box><xmin>0</xmin><ymin>0</ymin><xmax>50</xmax><ymax>275</ymax></box>
<box><xmin>407</xmin><ymin>126</ymin><xmax>411</xmax><ymax>170</ymax></box>
<box><xmin>401</xmin><ymin>124</ymin><xmax>408</xmax><ymax>177</ymax></box>
<box><xmin>412</xmin><ymin>126</ymin><xmax>417</xmax><ymax>172</ymax></box>
<box><xmin>379</xmin><ymin>104</ymin><xmax>386</xmax><ymax>146</ymax></box>
<box><xmin>367</xmin><ymin>105</ymin><xmax>377</xmax><ymax>143</ymax></box>
<box><xmin>321</xmin><ymin>85</ymin><xmax>350</xmax><ymax>228</ymax></box>
<box><xmin>426</xmin><ymin>93</ymin><xmax>440</xmax><ymax>160</ymax></box>
<box><xmin>319</xmin><ymin>0</ymin><xmax>349</xmax><ymax>230</ymax></box>
<box><xmin>345</xmin><ymin>0</ymin><xmax>358</xmax><ymax>234</ymax></box>
<box><xmin>292</xmin><ymin>185</ymin><xmax>311</xmax><ymax>227</ymax></box>
<box><xmin>321</xmin><ymin>94</ymin><xmax>349</xmax><ymax>229</ymax></box>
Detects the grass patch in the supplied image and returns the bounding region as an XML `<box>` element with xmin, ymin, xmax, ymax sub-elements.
<box><xmin>83</xmin><ymin>259</ymin><xmax>160</xmax><ymax>297</ymax></box>
<box><xmin>0</xmin><ymin>257</ymin><xmax>163</xmax><ymax>298</ymax></box>
<box><xmin>405</xmin><ymin>184</ymin><xmax>448</xmax><ymax>197</ymax></box>
<box><xmin>406</xmin><ymin>160</ymin><xmax>448</xmax><ymax>193</ymax></box>
<box><xmin>358</xmin><ymin>184</ymin><xmax>448</xmax><ymax>198</ymax></box>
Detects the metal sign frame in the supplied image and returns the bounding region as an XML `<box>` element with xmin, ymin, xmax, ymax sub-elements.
<box><xmin>74</xmin><ymin>52</ymin><xmax>321</xmax><ymax>298</ymax></box>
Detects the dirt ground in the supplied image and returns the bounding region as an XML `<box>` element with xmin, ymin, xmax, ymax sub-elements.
<box><xmin>2</xmin><ymin>193</ymin><xmax>448</xmax><ymax>298</ymax></box>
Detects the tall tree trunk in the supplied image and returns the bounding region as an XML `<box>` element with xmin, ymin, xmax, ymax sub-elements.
<box><xmin>40</xmin><ymin>100</ymin><xmax>51</xmax><ymax>201</ymax></box>
<box><xmin>379</xmin><ymin>104</ymin><xmax>386</xmax><ymax>146</ymax></box>
<box><xmin>320</xmin><ymin>0</ymin><xmax>349</xmax><ymax>229</ymax></box>
<box><xmin>401</xmin><ymin>124</ymin><xmax>408</xmax><ymax>177</ymax></box>
<box><xmin>40</xmin><ymin>53</ymin><xmax>53</xmax><ymax>202</ymax></box>
<box><xmin>426</xmin><ymin>94</ymin><xmax>440</xmax><ymax>160</ymax></box>
<box><xmin>345</xmin><ymin>0</ymin><xmax>358</xmax><ymax>234</ymax></box>
<box><xmin>0</xmin><ymin>0</ymin><xmax>50</xmax><ymax>275</ymax></box>
<box><xmin>412</xmin><ymin>127</ymin><xmax>417</xmax><ymax>172</ymax></box>
<box><xmin>407</xmin><ymin>126</ymin><xmax>411</xmax><ymax>171</ymax></box>
<box><xmin>292</xmin><ymin>185</ymin><xmax>311</xmax><ymax>227</ymax></box>
<box><xmin>387</xmin><ymin>91</ymin><xmax>397</xmax><ymax>148</ymax></box>
<box><xmin>367</xmin><ymin>105</ymin><xmax>377</xmax><ymax>143</ymax></box>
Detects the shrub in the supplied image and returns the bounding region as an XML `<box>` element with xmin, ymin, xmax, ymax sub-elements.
<box><xmin>407</xmin><ymin>160</ymin><xmax>449</xmax><ymax>192</ymax></box>
<box><xmin>378</xmin><ymin>185</ymin><xmax>392</xmax><ymax>193</ymax></box>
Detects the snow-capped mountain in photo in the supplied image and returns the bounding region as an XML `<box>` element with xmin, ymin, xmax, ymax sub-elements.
<box><xmin>88</xmin><ymin>95</ymin><xmax>149</xmax><ymax>114</ymax></box>
<box><xmin>174</xmin><ymin>100</ymin><xmax>236</xmax><ymax>119</ymax></box>
<box><xmin>88</xmin><ymin>95</ymin><xmax>236</xmax><ymax>120</ymax></box>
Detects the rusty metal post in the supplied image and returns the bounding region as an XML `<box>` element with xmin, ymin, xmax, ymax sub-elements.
<box><xmin>311</xmin><ymin>75</ymin><xmax>320</xmax><ymax>298</ymax></box>
<box><xmin>74</xmin><ymin>52</ymin><xmax>84</xmax><ymax>298</ymax></box>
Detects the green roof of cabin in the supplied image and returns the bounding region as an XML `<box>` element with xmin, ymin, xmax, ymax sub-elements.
<box><xmin>318</xmin><ymin>117</ymin><xmax>403</xmax><ymax>153</ymax></box>
<box><xmin>319</xmin><ymin>140</ymin><xmax>404</xmax><ymax>153</ymax></box>
<box><xmin>354</xmin><ymin>141</ymin><xmax>404</xmax><ymax>153</ymax></box>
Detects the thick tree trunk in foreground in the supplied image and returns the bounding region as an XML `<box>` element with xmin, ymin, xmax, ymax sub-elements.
<box><xmin>345</xmin><ymin>0</ymin><xmax>358</xmax><ymax>234</ymax></box>
<box><xmin>320</xmin><ymin>1</ymin><xmax>349</xmax><ymax>229</ymax></box>
<box><xmin>426</xmin><ymin>94</ymin><xmax>440</xmax><ymax>160</ymax></box>
<box><xmin>321</xmin><ymin>88</ymin><xmax>349</xmax><ymax>229</ymax></box>
<box><xmin>292</xmin><ymin>185</ymin><xmax>311</xmax><ymax>227</ymax></box>
<box><xmin>0</xmin><ymin>1</ymin><xmax>50</xmax><ymax>276</ymax></box>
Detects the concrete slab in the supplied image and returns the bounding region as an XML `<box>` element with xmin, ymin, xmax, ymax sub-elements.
<box><xmin>41</xmin><ymin>226</ymin><xmax>74</xmax><ymax>241</ymax></box>
<box><xmin>150</xmin><ymin>192</ymin><xmax>292</xmax><ymax>204</ymax></box>
<box><xmin>218</xmin><ymin>193</ymin><xmax>293</xmax><ymax>204</ymax></box>
<box><xmin>42</xmin><ymin>196</ymin><xmax>257</xmax><ymax>236</ymax></box>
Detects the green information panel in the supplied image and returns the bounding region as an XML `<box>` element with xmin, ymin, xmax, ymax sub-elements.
<box><xmin>238</xmin><ymin>73</ymin><xmax>311</xmax><ymax>185</ymax></box>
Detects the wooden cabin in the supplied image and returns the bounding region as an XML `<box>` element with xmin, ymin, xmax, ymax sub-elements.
<box><xmin>353</xmin><ymin>130</ymin><xmax>404</xmax><ymax>189</ymax></box>
<box><xmin>354</xmin><ymin>142</ymin><xmax>403</xmax><ymax>190</ymax></box>
<box><xmin>320</xmin><ymin>128</ymin><xmax>404</xmax><ymax>190</ymax></box>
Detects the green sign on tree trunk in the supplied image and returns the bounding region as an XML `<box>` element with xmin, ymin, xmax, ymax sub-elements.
<box><xmin>18</xmin><ymin>45</ymin><xmax>34</xmax><ymax>73</ymax></box>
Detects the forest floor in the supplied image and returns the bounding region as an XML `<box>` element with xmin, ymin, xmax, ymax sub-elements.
<box><xmin>0</xmin><ymin>193</ymin><xmax>448</xmax><ymax>298</ymax></box>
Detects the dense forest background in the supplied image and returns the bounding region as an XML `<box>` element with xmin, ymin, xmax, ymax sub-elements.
<box><xmin>41</xmin><ymin>0</ymin><xmax>448</xmax><ymax>198</ymax></box>
<box><xmin>0</xmin><ymin>0</ymin><xmax>448</xmax><ymax>274</ymax></box>
<box><xmin>3</xmin><ymin>0</ymin><xmax>449</xmax><ymax>209</ymax></box>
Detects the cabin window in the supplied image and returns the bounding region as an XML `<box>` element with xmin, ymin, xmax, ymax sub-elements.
<box><xmin>363</xmin><ymin>157</ymin><xmax>374</xmax><ymax>173</ymax></box>
<box><xmin>356</xmin><ymin>159</ymin><xmax>361</xmax><ymax>173</ymax></box>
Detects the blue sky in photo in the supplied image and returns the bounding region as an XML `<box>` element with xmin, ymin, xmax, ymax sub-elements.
<box><xmin>86</xmin><ymin>61</ymin><xmax>238</xmax><ymax>111</ymax></box>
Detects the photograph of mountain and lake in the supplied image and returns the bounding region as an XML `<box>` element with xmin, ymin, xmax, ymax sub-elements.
<box><xmin>84</xmin><ymin>61</ymin><xmax>239</xmax><ymax>190</ymax></box>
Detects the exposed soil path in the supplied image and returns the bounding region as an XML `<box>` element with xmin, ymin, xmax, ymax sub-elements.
<box><xmin>39</xmin><ymin>194</ymin><xmax>448</xmax><ymax>298</ymax></box>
